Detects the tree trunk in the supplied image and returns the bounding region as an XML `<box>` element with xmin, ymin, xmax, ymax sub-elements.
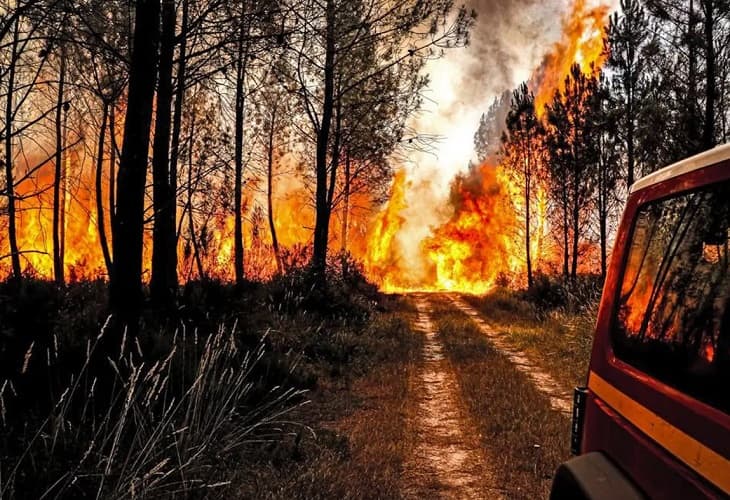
<box><xmin>599</xmin><ymin>152</ymin><xmax>608</xmax><ymax>280</ymax></box>
<box><xmin>687</xmin><ymin>0</ymin><xmax>701</xmax><ymax>154</ymax></box>
<box><xmin>109</xmin><ymin>103</ymin><xmax>117</xmax><ymax>229</ymax></box>
<box><xmin>95</xmin><ymin>100</ymin><xmax>113</xmax><ymax>276</ymax></box>
<box><xmin>626</xmin><ymin>73</ymin><xmax>635</xmax><ymax>188</ymax></box>
<box><xmin>109</xmin><ymin>0</ymin><xmax>161</xmax><ymax>329</ymax></box>
<box><xmin>233</xmin><ymin>21</ymin><xmax>249</xmax><ymax>285</ymax></box>
<box><xmin>524</xmin><ymin>142</ymin><xmax>533</xmax><ymax>288</ymax></box>
<box><xmin>571</xmin><ymin>173</ymin><xmax>580</xmax><ymax>281</ymax></box>
<box><xmin>266</xmin><ymin>105</ymin><xmax>282</xmax><ymax>274</ymax></box>
<box><xmin>150</xmin><ymin>0</ymin><xmax>177</xmax><ymax>308</ymax></box>
<box><xmin>562</xmin><ymin>190</ymin><xmax>569</xmax><ymax>279</ymax></box>
<box><xmin>702</xmin><ymin>0</ymin><xmax>716</xmax><ymax>150</ymax></box>
<box><xmin>311</xmin><ymin>0</ymin><xmax>336</xmax><ymax>284</ymax></box>
<box><xmin>341</xmin><ymin>148</ymin><xmax>350</xmax><ymax>277</ymax></box>
<box><xmin>186</xmin><ymin>118</ymin><xmax>204</xmax><ymax>279</ymax></box>
<box><xmin>53</xmin><ymin>50</ymin><xmax>66</xmax><ymax>284</ymax></box>
<box><xmin>3</xmin><ymin>18</ymin><xmax>20</xmax><ymax>280</ymax></box>
<box><xmin>169</xmin><ymin>0</ymin><xmax>188</xmax><ymax>233</ymax></box>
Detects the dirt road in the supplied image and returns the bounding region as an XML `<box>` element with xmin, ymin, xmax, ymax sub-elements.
<box><xmin>402</xmin><ymin>295</ymin><xmax>504</xmax><ymax>499</ymax></box>
<box><xmin>402</xmin><ymin>293</ymin><xmax>572</xmax><ymax>499</ymax></box>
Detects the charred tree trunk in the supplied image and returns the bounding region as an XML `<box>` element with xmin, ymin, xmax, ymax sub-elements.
<box><xmin>311</xmin><ymin>0</ymin><xmax>336</xmax><ymax>284</ymax></box>
<box><xmin>109</xmin><ymin>0</ymin><xmax>161</xmax><ymax>329</ymax></box>
<box><xmin>266</xmin><ymin>104</ymin><xmax>282</xmax><ymax>274</ymax></box>
<box><xmin>3</xmin><ymin>18</ymin><xmax>21</xmax><ymax>280</ymax></box>
<box><xmin>53</xmin><ymin>50</ymin><xmax>66</xmax><ymax>285</ymax></box>
<box><xmin>151</xmin><ymin>0</ymin><xmax>177</xmax><ymax>309</ymax></box>
<box><xmin>95</xmin><ymin>100</ymin><xmax>113</xmax><ymax>276</ymax></box>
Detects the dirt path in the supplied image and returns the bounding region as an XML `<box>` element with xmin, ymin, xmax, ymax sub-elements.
<box><xmin>402</xmin><ymin>295</ymin><xmax>503</xmax><ymax>499</ymax></box>
<box><xmin>449</xmin><ymin>295</ymin><xmax>572</xmax><ymax>415</ymax></box>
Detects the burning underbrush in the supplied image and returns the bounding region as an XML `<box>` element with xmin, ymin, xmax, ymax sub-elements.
<box><xmin>364</xmin><ymin>164</ymin><xmax>519</xmax><ymax>294</ymax></box>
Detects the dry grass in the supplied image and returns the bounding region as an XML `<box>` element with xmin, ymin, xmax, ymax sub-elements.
<box><xmin>430</xmin><ymin>298</ymin><xmax>571</xmax><ymax>499</ymax></box>
<box><xmin>0</xmin><ymin>321</ymin><xmax>306</xmax><ymax>499</ymax></box>
<box><xmin>234</xmin><ymin>296</ymin><xmax>422</xmax><ymax>499</ymax></box>
<box><xmin>463</xmin><ymin>290</ymin><xmax>596</xmax><ymax>389</ymax></box>
<box><xmin>0</xmin><ymin>276</ymin><xmax>421</xmax><ymax>499</ymax></box>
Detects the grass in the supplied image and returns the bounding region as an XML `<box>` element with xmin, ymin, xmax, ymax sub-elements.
<box><xmin>234</xmin><ymin>296</ymin><xmax>421</xmax><ymax>499</ymax></box>
<box><xmin>463</xmin><ymin>287</ymin><xmax>597</xmax><ymax>390</ymax></box>
<box><xmin>430</xmin><ymin>298</ymin><xmax>571</xmax><ymax>499</ymax></box>
<box><xmin>0</xmin><ymin>321</ymin><xmax>306</xmax><ymax>498</ymax></box>
<box><xmin>0</xmin><ymin>270</ymin><xmax>422</xmax><ymax>498</ymax></box>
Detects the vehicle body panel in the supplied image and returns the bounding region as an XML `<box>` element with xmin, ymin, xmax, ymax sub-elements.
<box><xmin>579</xmin><ymin>154</ymin><xmax>730</xmax><ymax>499</ymax></box>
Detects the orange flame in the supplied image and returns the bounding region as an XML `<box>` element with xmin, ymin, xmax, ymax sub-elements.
<box><xmin>534</xmin><ymin>0</ymin><xmax>610</xmax><ymax>114</ymax></box>
<box><xmin>364</xmin><ymin>0</ymin><xmax>611</xmax><ymax>294</ymax></box>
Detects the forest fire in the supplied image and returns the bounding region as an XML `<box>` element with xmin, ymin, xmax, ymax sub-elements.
<box><xmin>0</xmin><ymin>0</ymin><xmax>610</xmax><ymax>290</ymax></box>
<box><xmin>1</xmin><ymin>153</ymin><xmax>319</xmax><ymax>282</ymax></box>
<box><xmin>363</xmin><ymin>0</ymin><xmax>611</xmax><ymax>293</ymax></box>
<box><xmin>11</xmin><ymin>156</ymin><xmax>108</xmax><ymax>280</ymax></box>
<box><xmin>533</xmin><ymin>0</ymin><xmax>610</xmax><ymax>114</ymax></box>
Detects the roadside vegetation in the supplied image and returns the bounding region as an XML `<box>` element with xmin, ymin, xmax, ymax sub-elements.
<box><xmin>0</xmin><ymin>267</ymin><xmax>420</xmax><ymax>498</ymax></box>
<box><xmin>464</xmin><ymin>275</ymin><xmax>602</xmax><ymax>390</ymax></box>
<box><xmin>431</xmin><ymin>298</ymin><xmax>571</xmax><ymax>499</ymax></box>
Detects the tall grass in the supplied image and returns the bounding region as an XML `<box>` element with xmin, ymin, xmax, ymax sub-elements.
<box><xmin>0</xmin><ymin>319</ymin><xmax>306</xmax><ymax>499</ymax></box>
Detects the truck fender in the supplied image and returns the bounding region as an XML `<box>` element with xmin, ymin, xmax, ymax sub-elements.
<box><xmin>550</xmin><ymin>452</ymin><xmax>645</xmax><ymax>500</ymax></box>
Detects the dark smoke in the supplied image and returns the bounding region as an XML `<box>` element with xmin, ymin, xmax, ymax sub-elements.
<box><xmin>455</xmin><ymin>0</ymin><xmax>564</xmax><ymax>106</ymax></box>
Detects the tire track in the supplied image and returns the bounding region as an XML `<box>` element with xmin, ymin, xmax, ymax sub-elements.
<box><xmin>402</xmin><ymin>294</ymin><xmax>504</xmax><ymax>499</ymax></box>
<box><xmin>449</xmin><ymin>295</ymin><xmax>572</xmax><ymax>415</ymax></box>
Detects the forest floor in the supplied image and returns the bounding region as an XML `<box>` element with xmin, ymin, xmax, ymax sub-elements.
<box><xmin>245</xmin><ymin>291</ymin><xmax>594</xmax><ymax>499</ymax></box>
<box><xmin>0</xmin><ymin>279</ymin><xmax>596</xmax><ymax>498</ymax></box>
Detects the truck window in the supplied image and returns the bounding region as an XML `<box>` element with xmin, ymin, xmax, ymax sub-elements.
<box><xmin>614</xmin><ymin>181</ymin><xmax>730</xmax><ymax>413</ymax></box>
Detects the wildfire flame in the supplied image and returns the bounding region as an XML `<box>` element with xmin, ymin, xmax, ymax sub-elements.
<box><xmin>364</xmin><ymin>0</ymin><xmax>612</xmax><ymax>294</ymax></box>
<box><xmin>1</xmin><ymin>0</ymin><xmax>612</xmax><ymax>289</ymax></box>
<box><xmin>534</xmin><ymin>0</ymin><xmax>610</xmax><ymax>114</ymax></box>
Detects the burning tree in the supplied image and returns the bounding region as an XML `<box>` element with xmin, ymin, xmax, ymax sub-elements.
<box><xmin>286</xmin><ymin>0</ymin><xmax>474</xmax><ymax>284</ymax></box>
<box><xmin>501</xmin><ymin>83</ymin><xmax>545</xmax><ymax>287</ymax></box>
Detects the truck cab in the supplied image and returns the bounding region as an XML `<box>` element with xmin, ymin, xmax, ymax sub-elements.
<box><xmin>551</xmin><ymin>144</ymin><xmax>730</xmax><ymax>499</ymax></box>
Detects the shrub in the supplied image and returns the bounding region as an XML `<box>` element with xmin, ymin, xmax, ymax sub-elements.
<box><xmin>522</xmin><ymin>274</ymin><xmax>603</xmax><ymax>314</ymax></box>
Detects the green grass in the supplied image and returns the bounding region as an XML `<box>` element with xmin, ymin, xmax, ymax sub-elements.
<box><xmin>463</xmin><ymin>289</ymin><xmax>596</xmax><ymax>390</ymax></box>
<box><xmin>430</xmin><ymin>298</ymin><xmax>571</xmax><ymax>499</ymax></box>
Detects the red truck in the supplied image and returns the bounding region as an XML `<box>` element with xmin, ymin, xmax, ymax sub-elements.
<box><xmin>550</xmin><ymin>144</ymin><xmax>730</xmax><ymax>499</ymax></box>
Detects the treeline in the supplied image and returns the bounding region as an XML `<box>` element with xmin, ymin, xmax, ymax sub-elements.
<box><xmin>0</xmin><ymin>0</ymin><xmax>475</xmax><ymax>324</ymax></box>
<box><xmin>476</xmin><ymin>0</ymin><xmax>730</xmax><ymax>286</ymax></box>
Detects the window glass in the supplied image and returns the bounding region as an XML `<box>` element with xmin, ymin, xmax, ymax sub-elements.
<box><xmin>614</xmin><ymin>181</ymin><xmax>730</xmax><ymax>413</ymax></box>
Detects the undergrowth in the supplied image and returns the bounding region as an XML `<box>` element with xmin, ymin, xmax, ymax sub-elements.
<box><xmin>0</xmin><ymin>265</ymin><xmax>398</xmax><ymax>498</ymax></box>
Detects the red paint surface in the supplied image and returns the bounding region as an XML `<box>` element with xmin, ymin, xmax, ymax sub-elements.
<box><xmin>582</xmin><ymin>160</ymin><xmax>730</xmax><ymax>499</ymax></box>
